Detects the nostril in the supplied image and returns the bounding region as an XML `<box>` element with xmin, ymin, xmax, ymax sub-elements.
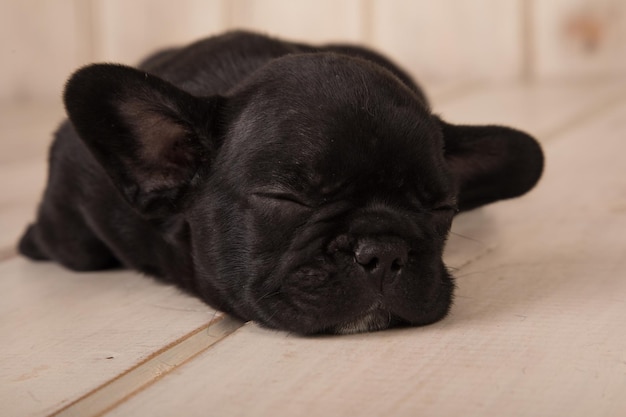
<box><xmin>361</xmin><ymin>257</ymin><xmax>379</xmax><ymax>271</ymax></box>
<box><xmin>354</xmin><ymin>248</ymin><xmax>379</xmax><ymax>270</ymax></box>
<box><xmin>390</xmin><ymin>258</ymin><xmax>404</xmax><ymax>272</ymax></box>
<box><xmin>354</xmin><ymin>237</ymin><xmax>409</xmax><ymax>277</ymax></box>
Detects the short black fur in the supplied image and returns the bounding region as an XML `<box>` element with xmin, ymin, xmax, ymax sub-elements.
<box><xmin>19</xmin><ymin>31</ymin><xmax>544</xmax><ymax>334</ymax></box>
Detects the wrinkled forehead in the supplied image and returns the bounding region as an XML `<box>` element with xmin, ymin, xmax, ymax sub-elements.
<box><xmin>220</xmin><ymin>54</ymin><xmax>445</xmax><ymax>191</ymax></box>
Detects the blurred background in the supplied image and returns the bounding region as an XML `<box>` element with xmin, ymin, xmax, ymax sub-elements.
<box><xmin>1</xmin><ymin>0</ymin><xmax>626</xmax><ymax>104</ymax></box>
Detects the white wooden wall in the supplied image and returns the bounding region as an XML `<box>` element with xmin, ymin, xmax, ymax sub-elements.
<box><xmin>2</xmin><ymin>0</ymin><xmax>626</xmax><ymax>102</ymax></box>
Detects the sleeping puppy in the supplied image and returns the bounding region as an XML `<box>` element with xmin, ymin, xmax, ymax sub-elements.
<box><xmin>18</xmin><ymin>31</ymin><xmax>543</xmax><ymax>334</ymax></box>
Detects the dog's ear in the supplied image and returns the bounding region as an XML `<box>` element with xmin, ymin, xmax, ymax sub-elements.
<box><xmin>438</xmin><ymin>119</ymin><xmax>544</xmax><ymax>212</ymax></box>
<box><xmin>64</xmin><ymin>64</ymin><xmax>224</xmax><ymax>217</ymax></box>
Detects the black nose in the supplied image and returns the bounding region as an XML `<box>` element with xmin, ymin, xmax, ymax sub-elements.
<box><xmin>354</xmin><ymin>238</ymin><xmax>409</xmax><ymax>289</ymax></box>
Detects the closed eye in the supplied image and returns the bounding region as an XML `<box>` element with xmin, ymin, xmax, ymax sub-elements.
<box><xmin>431</xmin><ymin>203</ymin><xmax>459</xmax><ymax>214</ymax></box>
<box><xmin>253</xmin><ymin>192</ymin><xmax>312</xmax><ymax>208</ymax></box>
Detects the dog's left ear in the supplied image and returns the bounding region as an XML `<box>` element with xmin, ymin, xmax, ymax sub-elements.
<box><xmin>64</xmin><ymin>64</ymin><xmax>224</xmax><ymax>217</ymax></box>
<box><xmin>438</xmin><ymin>118</ymin><xmax>544</xmax><ymax>212</ymax></box>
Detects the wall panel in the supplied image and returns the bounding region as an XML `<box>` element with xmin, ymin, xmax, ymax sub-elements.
<box><xmin>0</xmin><ymin>0</ymin><xmax>81</xmax><ymax>101</ymax></box>
<box><xmin>91</xmin><ymin>0</ymin><xmax>228</xmax><ymax>64</ymax></box>
<box><xmin>369</xmin><ymin>0</ymin><xmax>523</xmax><ymax>82</ymax></box>
<box><xmin>4</xmin><ymin>1</ymin><xmax>626</xmax><ymax>102</ymax></box>
<box><xmin>228</xmin><ymin>0</ymin><xmax>366</xmax><ymax>43</ymax></box>
<box><xmin>531</xmin><ymin>0</ymin><xmax>626</xmax><ymax>80</ymax></box>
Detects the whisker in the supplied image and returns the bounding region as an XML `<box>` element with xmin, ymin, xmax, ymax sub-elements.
<box><xmin>449</xmin><ymin>231</ymin><xmax>485</xmax><ymax>245</ymax></box>
<box><xmin>454</xmin><ymin>269</ymin><xmax>488</xmax><ymax>278</ymax></box>
<box><xmin>256</xmin><ymin>290</ymin><xmax>281</xmax><ymax>303</ymax></box>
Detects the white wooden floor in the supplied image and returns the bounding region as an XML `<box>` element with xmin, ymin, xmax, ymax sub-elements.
<box><xmin>2</xmin><ymin>78</ymin><xmax>626</xmax><ymax>417</ymax></box>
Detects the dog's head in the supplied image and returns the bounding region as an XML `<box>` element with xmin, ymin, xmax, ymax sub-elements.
<box><xmin>64</xmin><ymin>53</ymin><xmax>543</xmax><ymax>334</ymax></box>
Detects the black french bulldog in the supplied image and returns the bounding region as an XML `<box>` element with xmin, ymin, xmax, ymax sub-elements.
<box><xmin>18</xmin><ymin>31</ymin><xmax>543</xmax><ymax>334</ymax></box>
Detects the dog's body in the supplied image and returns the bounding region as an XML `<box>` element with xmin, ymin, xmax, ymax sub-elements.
<box><xmin>19</xmin><ymin>31</ymin><xmax>543</xmax><ymax>334</ymax></box>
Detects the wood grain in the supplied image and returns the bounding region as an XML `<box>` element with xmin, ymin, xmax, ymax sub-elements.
<box><xmin>0</xmin><ymin>259</ymin><xmax>222</xmax><ymax>417</ymax></box>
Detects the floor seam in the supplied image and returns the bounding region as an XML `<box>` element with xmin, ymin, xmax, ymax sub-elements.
<box><xmin>541</xmin><ymin>87</ymin><xmax>626</xmax><ymax>142</ymax></box>
<box><xmin>50</xmin><ymin>316</ymin><xmax>245</xmax><ymax>417</ymax></box>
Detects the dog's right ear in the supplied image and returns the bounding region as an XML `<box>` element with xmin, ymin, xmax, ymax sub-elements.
<box><xmin>64</xmin><ymin>64</ymin><xmax>224</xmax><ymax>217</ymax></box>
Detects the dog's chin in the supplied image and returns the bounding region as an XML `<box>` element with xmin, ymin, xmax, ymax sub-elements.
<box><xmin>327</xmin><ymin>306</ymin><xmax>445</xmax><ymax>335</ymax></box>
<box><xmin>330</xmin><ymin>306</ymin><xmax>395</xmax><ymax>335</ymax></box>
<box><xmin>325</xmin><ymin>279</ymin><xmax>454</xmax><ymax>335</ymax></box>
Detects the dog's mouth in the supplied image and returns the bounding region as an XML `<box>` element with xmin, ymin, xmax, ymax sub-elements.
<box><xmin>323</xmin><ymin>273</ymin><xmax>452</xmax><ymax>335</ymax></box>
<box><xmin>330</xmin><ymin>305</ymin><xmax>396</xmax><ymax>334</ymax></box>
<box><xmin>249</xmin><ymin>272</ymin><xmax>452</xmax><ymax>335</ymax></box>
<box><xmin>245</xmin><ymin>233</ymin><xmax>454</xmax><ymax>335</ymax></box>
<box><xmin>325</xmin><ymin>299</ymin><xmax>408</xmax><ymax>335</ymax></box>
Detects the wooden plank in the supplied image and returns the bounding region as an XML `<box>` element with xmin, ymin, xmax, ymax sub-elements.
<box><xmin>53</xmin><ymin>316</ymin><xmax>242</xmax><ymax>417</ymax></box>
<box><xmin>432</xmin><ymin>77</ymin><xmax>626</xmax><ymax>140</ymax></box>
<box><xmin>0</xmin><ymin>0</ymin><xmax>81</xmax><ymax>101</ymax></box>
<box><xmin>0</xmin><ymin>101</ymin><xmax>64</xmax><ymax>164</ymax></box>
<box><xmin>0</xmin><ymin>160</ymin><xmax>45</xmax><ymax>257</ymax></box>
<box><xmin>0</xmin><ymin>259</ymin><xmax>225</xmax><ymax>417</ymax></box>
<box><xmin>91</xmin><ymin>0</ymin><xmax>228</xmax><ymax>64</ymax></box>
<box><xmin>0</xmin><ymin>102</ymin><xmax>63</xmax><ymax>253</ymax></box>
<box><xmin>531</xmin><ymin>0</ymin><xmax>626</xmax><ymax>80</ymax></box>
<box><xmin>228</xmin><ymin>0</ymin><xmax>366</xmax><ymax>43</ymax></box>
<box><xmin>369</xmin><ymin>0</ymin><xmax>523</xmax><ymax>83</ymax></box>
<box><xmin>440</xmin><ymin>78</ymin><xmax>626</xmax><ymax>269</ymax></box>
<box><xmin>103</xmin><ymin>97</ymin><xmax>626</xmax><ymax>417</ymax></box>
